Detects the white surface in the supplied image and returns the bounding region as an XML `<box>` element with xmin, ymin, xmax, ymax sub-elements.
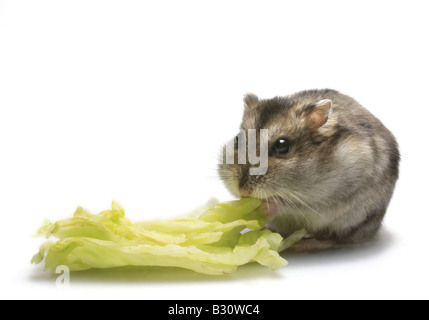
<box><xmin>0</xmin><ymin>0</ymin><xmax>428</xmax><ymax>300</ymax></box>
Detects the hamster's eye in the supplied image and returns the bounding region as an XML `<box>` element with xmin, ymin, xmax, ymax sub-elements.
<box><xmin>272</xmin><ymin>138</ymin><xmax>290</xmax><ymax>155</ymax></box>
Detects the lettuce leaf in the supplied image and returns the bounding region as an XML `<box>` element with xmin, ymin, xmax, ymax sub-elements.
<box><xmin>32</xmin><ymin>199</ymin><xmax>302</xmax><ymax>275</ymax></box>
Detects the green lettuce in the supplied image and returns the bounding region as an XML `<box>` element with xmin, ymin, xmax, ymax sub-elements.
<box><xmin>32</xmin><ymin>199</ymin><xmax>303</xmax><ymax>275</ymax></box>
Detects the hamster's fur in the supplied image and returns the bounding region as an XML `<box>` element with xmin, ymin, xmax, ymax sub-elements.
<box><xmin>218</xmin><ymin>89</ymin><xmax>400</xmax><ymax>246</ymax></box>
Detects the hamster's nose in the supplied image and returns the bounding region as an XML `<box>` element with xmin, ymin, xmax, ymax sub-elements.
<box><xmin>238</xmin><ymin>172</ymin><xmax>248</xmax><ymax>189</ymax></box>
<box><xmin>238</xmin><ymin>174</ymin><xmax>253</xmax><ymax>198</ymax></box>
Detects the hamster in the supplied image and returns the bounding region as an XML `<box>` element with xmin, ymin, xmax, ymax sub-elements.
<box><xmin>218</xmin><ymin>89</ymin><xmax>400</xmax><ymax>250</ymax></box>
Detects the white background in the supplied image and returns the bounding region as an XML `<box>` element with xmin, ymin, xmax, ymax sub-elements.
<box><xmin>1</xmin><ymin>0</ymin><xmax>428</xmax><ymax>300</ymax></box>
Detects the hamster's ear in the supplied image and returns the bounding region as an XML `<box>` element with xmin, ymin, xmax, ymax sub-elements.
<box><xmin>244</xmin><ymin>93</ymin><xmax>259</xmax><ymax>109</ymax></box>
<box><xmin>307</xmin><ymin>99</ymin><xmax>332</xmax><ymax>130</ymax></box>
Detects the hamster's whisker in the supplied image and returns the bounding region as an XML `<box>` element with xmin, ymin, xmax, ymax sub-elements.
<box><xmin>206</xmin><ymin>176</ymin><xmax>227</xmax><ymax>180</ymax></box>
<box><xmin>288</xmin><ymin>191</ymin><xmax>327</xmax><ymax>221</ymax></box>
<box><xmin>278</xmin><ymin>188</ymin><xmax>320</xmax><ymax>221</ymax></box>
<box><xmin>271</xmin><ymin>195</ymin><xmax>286</xmax><ymax>216</ymax></box>
<box><xmin>273</xmin><ymin>189</ymin><xmax>310</xmax><ymax>224</ymax></box>
<box><xmin>258</xmin><ymin>189</ymin><xmax>271</xmax><ymax>214</ymax></box>
<box><xmin>216</xmin><ymin>177</ymin><xmax>238</xmax><ymax>182</ymax></box>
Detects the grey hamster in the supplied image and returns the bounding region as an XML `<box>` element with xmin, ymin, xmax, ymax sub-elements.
<box><xmin>218</xmin><ymin>89</ymin><xmax>400</xmax><ymax>248</ymax></box>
